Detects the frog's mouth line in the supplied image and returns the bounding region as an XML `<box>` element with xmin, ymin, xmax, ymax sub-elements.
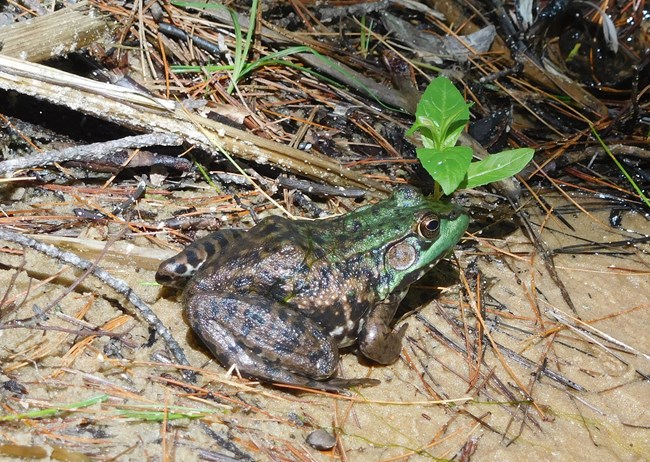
<box><xmin>397</xmin><ymin>255</ymin><xmax>445</xmax><ymax>290</ymax></box>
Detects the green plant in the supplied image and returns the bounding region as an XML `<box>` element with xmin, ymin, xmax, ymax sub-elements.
<box><xmin>171</xmin><ymin>3</ymin><xmax>396</xmax><ymax>107</ymax></box>
<box><xmin>172</xmin><ymin>44</ymin><xmax>334</xmax><ymax>89</ymax></box>
<box><xmin>0</xmin><ymin>394</ymin><xmax>108</xmax><ymax>421</ymax></box>
<box><xmin>407</xmin><ymin>76</ymin><xmax>534</xmax><ymax>198</ymax></box>
<box><xmin>590</xmin><ymin>126</ymin><xmax>649</xmax><ymax>208</ymax></box>
<box><xmin>171</xmin><ymin>0</ymin><xmax>259</xmax><ymax>93</ymax></box>
<box><xmin>359</xmin><ymin>15</ymin><xmax>373</xmax><ymax>58</ymax></box>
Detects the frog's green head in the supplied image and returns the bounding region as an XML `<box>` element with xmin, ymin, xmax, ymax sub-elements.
<box><xmin>338</xmin><ymin>186</ymin><xmax>469</xmax><ymax>300</ymax></box>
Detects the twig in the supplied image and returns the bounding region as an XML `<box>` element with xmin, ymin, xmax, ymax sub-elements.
<box><xmin>0</xmin><ymin>54</ymin><xmax>388</xmax><ymax>195</ymax></box>
<box><xmin>0</xmin><ymin>1</ymin><xmax>109</xmax><ymax>62</ymax></box>
<box><xmin>0</xmin><ymin>228</ymin><xmax>195</xmax><ymax>382</ymax></box>
<box><xmin>199</xmin><ymin>421</ymin><xmax>255</xmax><ymax>462</ymax></box>
<box><xmin>0</xmin><ymin>133</ymin><xmax>183</xmax><ymax>175</ymax></box>
<box><xmin>512</xmin><ymin>201</ymin><xmax>579</xmax><ymax>315</ymax></box>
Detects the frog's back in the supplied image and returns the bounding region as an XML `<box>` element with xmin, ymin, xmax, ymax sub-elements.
<box><xmin>183</xmin><ymin>216</ymin><xmax>315</xmax><ymax>297</ymax></box>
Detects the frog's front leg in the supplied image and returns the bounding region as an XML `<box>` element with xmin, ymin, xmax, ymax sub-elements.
<box><xmin>186</xmin><ymin>292</ymin><xmax>377</xmax><ymax>390</ymax></box>
<box><xmin>358</xmin><ymin>290</ymin><xmax>408</xmax><ymax>364</ymax></box>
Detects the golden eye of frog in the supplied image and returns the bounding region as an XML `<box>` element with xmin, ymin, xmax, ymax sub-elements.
<box><xmin>156</xmin><ymin>186</ymin><xmax>469</xmax><ymax>391</ymax></box>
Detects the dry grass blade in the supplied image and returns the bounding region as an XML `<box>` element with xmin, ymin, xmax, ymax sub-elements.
<box><xmin>0</xmin><ymin>229</ymin><xmax>193</xmax><ymax>380</ymax></box>
<box><xmin>0</xmin><ymin>133</ymin><xmax>183</xmax><ymax>174</ymax></box>
<box><xmin>0</xmin><ymin>1</ymin><xmax>110</xmax><ymax>62</ymax></box>
<box><xmin>0</xmin><ymin>55</ymin><xmax>388</xmax><ymax>194</ymax></box>
<box><xmin>1</xmin><ymin>0</ymin><xmax>648</xmax><ymax>459</ymax></box>
<box><xmin>549</xmin><ymin>306</ymin><xmax>650</xmax><ymax>370</ymax></box>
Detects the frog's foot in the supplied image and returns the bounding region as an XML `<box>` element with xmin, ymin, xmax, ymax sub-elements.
<box><xmin>358</xmin><ymin>299</ymin><xmax>408</xmax><ymax>365</ymax></box>
<box><xmin>304</xmin><ymin>377</ymin><xmax>380</xmax><ymax>392</ymax></box>
<box><xmin>230</xmin><ymin>360</ymin><xmax>379</xmax><ymax>392</ymax></box>
<box><xmin>359</xmin><ymin>323</ymin><xmax>407</xmax><ymax>365</ymax></box>
<box><xmin>186</xmin><ymin>293</ymin><xmax>374</xmax><ymax>391</ymax></box>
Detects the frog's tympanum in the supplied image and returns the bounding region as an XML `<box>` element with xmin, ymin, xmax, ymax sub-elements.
<box><xmin>156</xmin><ymin>187</ymin><xmax>469</xmax><ymax>390</ymax></box>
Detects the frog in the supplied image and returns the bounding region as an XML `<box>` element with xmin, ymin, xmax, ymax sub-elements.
<box><xmin>156</xmin><ymin>186</ymin><xmax>469</xmax><ymax>391</ymax></box>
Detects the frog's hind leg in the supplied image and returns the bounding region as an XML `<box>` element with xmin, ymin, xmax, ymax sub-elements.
<box><xmin>185</xmin><ymin>293</ymin><xmax>378</xmax><ymax>391</ymax></box>
<box><xmin>155</xmin><ymin>230</ymin><xmax>244</xmax><ymax>288</ymax></box>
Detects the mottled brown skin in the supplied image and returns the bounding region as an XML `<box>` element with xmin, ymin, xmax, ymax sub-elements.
<box><xmin>156</xmin><ymin>187</ymin><xmax>469</xmax><ymax>390</ymax></box>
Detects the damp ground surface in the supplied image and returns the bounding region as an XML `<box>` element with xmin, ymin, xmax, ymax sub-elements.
<box><xmin>1</xmin><ymin>0</ymin><xmax>648</xmax><ymax>460</ymax></box>
<box><xmin>1</xmin><ymin>189</ymin><xmax>648</xmax><ymax>462</ymax></box>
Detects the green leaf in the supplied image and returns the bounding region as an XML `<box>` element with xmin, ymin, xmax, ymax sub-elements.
<box><xmin>407</xmin><ymin>76</ymin><xmax>472</xmax><ymax>150</ymax></box>
<box><xmin>408</xmin><ymin>118</ymin><xmax>437</xmax><ymax>148</ymax></box>
<box><xmin>465</xmin><ymin>148</ymin><xmax>535</xmax><ymax>189</ymax></box>
<box><xmin>171</xmin><ymin>1</ymin><xmax>227</xmax><ymax>9</ymax></box>
<box><xmin>407</xmin><ymin>114</ymin><xmax>440</xmax><ymax>143</ymax></box>
<box><xmin>417</xmin><ymin>146</ymin><xmax>473</xmax><ymax>195</ymax></box>
<box><xmin>0</xmin><ymin>394</ymin><xmax>109</xmax><ymax>421</ymax></box>
<box><xmin>171</xmin><ymin>0</ymin><xmax>259</xmax><ymax>94</ymax></box>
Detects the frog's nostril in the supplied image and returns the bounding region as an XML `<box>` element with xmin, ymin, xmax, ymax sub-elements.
<box><xmin>448</xmin><ymin>208</ymin><xmax>467</xmax><ymax>220</ymax></box>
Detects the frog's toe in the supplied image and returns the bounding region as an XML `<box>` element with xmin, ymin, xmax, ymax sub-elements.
<box><xmin>359</xmin><ymin>322</ymin><xmax>408</xmax><ymax>365</ymax></box>
<box><xmin>314</xmin><ymin>377</ymin><xmax>381</xmax><ymax>392</ymax></box>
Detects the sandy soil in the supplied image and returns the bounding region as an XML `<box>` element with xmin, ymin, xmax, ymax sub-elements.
<box><xmin>0</xmin><ymin>186</ymin><xmax>648</xmax><ymax>461</ymax></box>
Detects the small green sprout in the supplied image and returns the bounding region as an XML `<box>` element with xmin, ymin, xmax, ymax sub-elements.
<box><xmin>171</xmin><ymin>0</ymin><xmax>259</xmax><ymax>93</ymax></box>
<box><xmin>407</xmin><ymin>76</ymin><xmax>534</xmax><ymax>199</ymax></box>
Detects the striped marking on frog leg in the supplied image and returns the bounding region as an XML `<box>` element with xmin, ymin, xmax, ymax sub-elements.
<box><xmin>155</xmin><ymin>229</ymin><xmax>244</xmax><ymax>288</ymax></box>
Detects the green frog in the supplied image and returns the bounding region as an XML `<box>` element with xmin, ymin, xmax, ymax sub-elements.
<box><xmin>156</xmin><ymin>186</ymin><xmax>468</xmax><ymax>390</ymax></box>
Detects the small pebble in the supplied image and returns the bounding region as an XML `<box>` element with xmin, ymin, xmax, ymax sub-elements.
<box><xmin>306</xmin><ymin>429</ymin><xmax>336</xmax><ymax>451</ymax></box>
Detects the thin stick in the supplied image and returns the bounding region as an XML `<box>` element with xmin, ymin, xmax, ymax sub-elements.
<box><xmin>0</xmin><ymin>228</ymin><xmax>195</xmax><ymax>382</ymax></box>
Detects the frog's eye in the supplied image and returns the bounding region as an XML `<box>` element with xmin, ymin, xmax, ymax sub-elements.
<box><xmin>418</xmin><ymin>213</ymin><xmax>440</xmax><ymax>239</ymax></box>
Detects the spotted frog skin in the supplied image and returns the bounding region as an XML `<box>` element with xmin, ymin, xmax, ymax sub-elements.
<box><xmin>156</xmin><ymin>187</ymin><xmax>469</xmax><ymax>390</ymax></box>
